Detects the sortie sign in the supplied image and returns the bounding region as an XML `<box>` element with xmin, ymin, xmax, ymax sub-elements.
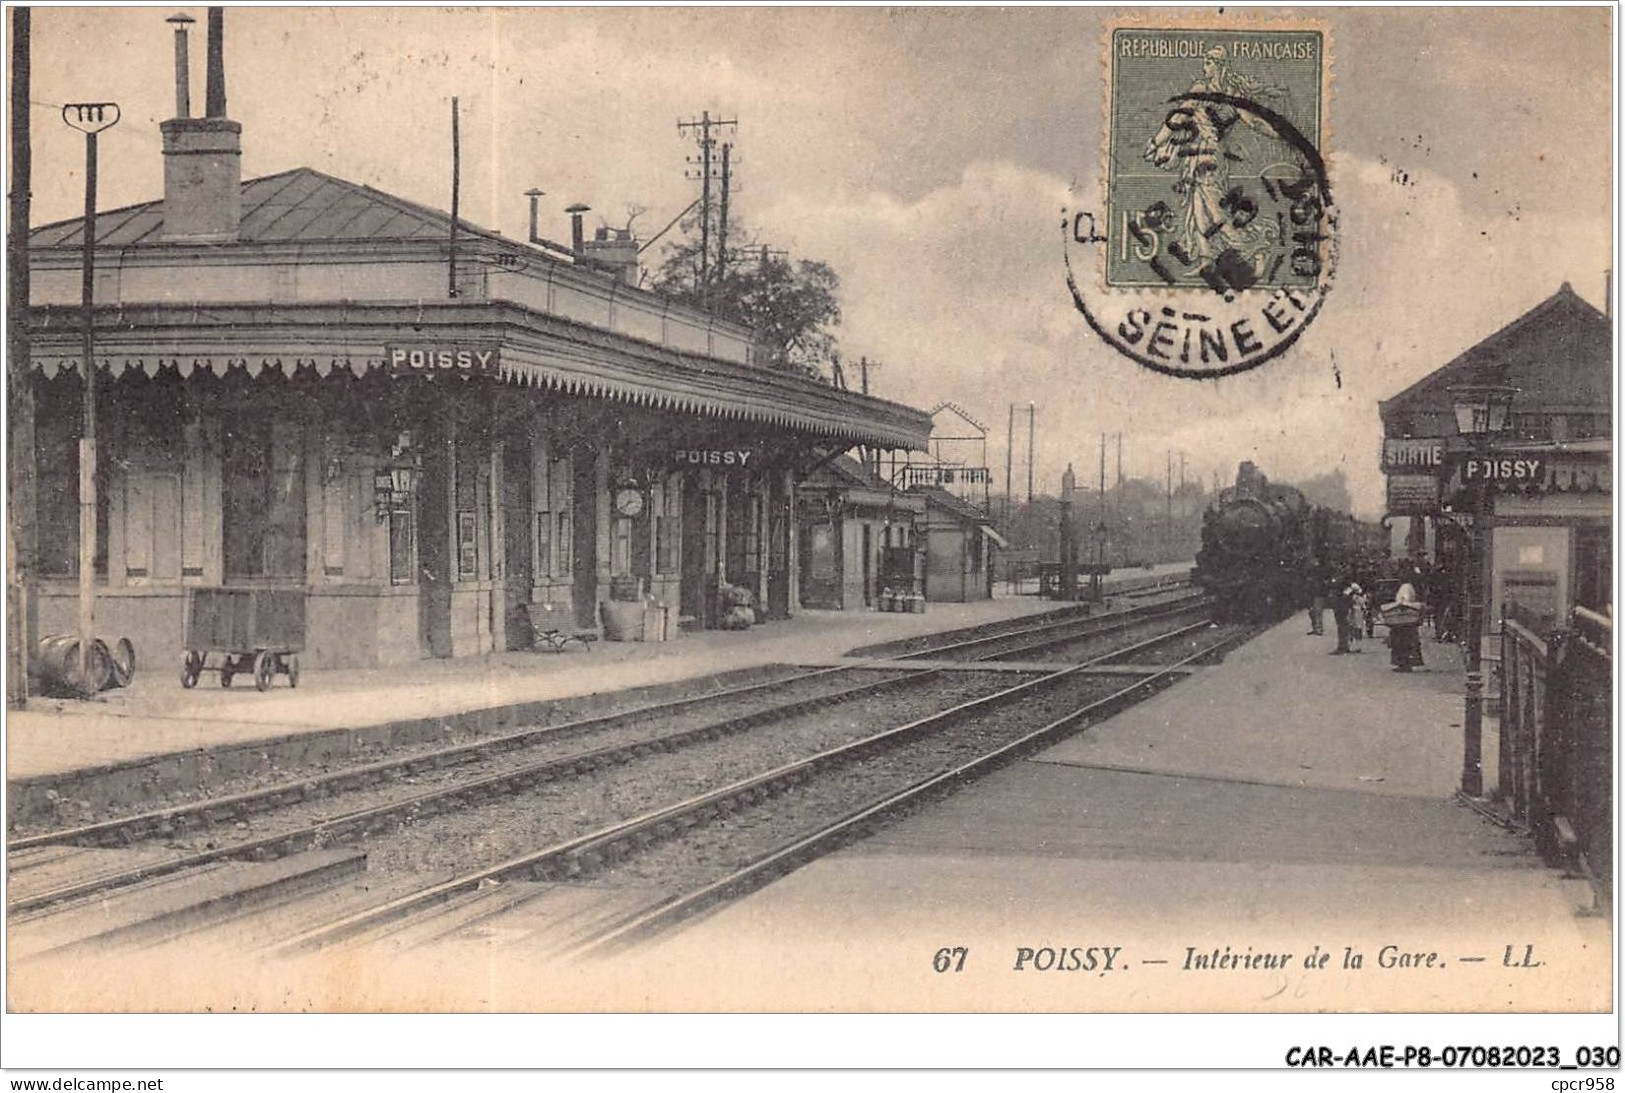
<box><xmin>1381</xmin><ymin>437</ymin><xmax>1446</xmax><ymax>474</ymax></box>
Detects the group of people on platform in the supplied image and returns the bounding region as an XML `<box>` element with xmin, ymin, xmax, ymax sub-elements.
<box><xmin>1303</xmin><ymin>556</ymin><xmax>1456</xmax><ymax>672</ymax></box>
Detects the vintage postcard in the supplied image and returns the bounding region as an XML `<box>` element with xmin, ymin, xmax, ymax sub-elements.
<box><xmin>2</xmin><ymin>3</ymin><xmax>1616</xmax><ymax>1075</ymax></box>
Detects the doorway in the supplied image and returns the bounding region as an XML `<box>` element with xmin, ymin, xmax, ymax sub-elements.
<box><xmin>681</xmin><ymin>478</ymin><xmax>716</xmax><ymax>627</ymax></box>
<box><xmin>571</xmin><ymin>448</ymin><xmax>599</xmax><ymax>629</ymax></box>
<box><xmin>861</xmin><ymin>523</ymin><xmax>873</xmax><ymax>606</ymax></box>
<box><xmin>502</xmin><ymin>436</ymin><xmax>533</xmax><ymax>648</ymax></box>
<box><xmin>417</xmin><ymin>424</ymin><xmax>453</xmax><ymax>658</ymax></box>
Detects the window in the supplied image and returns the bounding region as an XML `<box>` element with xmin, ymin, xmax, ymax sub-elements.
<box><xmin>389</xmin><ymin>508</ymin><xmax>414</xmax><ymax>585</ymax></box>
<box><xmin>809</xmin><ymin>523</ymin><xmax>836</xmax><ymax>581</ymax></box>
<box><xmin>744</xmin><ymin>495</ymin><xmax>762</xmax><ymax>574</ymax></box>
<box><xmin>656</xmin><ymin>479</ymin><xmax>680</xmax><ymax>575</ymax></box>
<box><xmin>555</xmin><ymin>510</ymin><xmax>572</xmax><ymax>575</ymax></box>
<box><xmin>1576</xmin><ymin>527</ymin><xmax>1611</xmax><ymax>614</ymax></box>
<box><xmin>1511</xmin><ymin>414</ymin><xmax>1552</xmax><ymax>442</ymax></box>
<box><xmin>610</xmin><ymin>516</ymin><xmax>633</xmax><ymax>577</ymax></box>
<box><xmin>457</xmin><ymin>511</ymin><xmax>478</xmax><ymax>579</ymax></box>
<box><xmin>34</xmin><ymin>381</ymin><xmax>110</xmax><ymax>579</ymax></box>
<box><xmin>535</xmin><ymin>511</ymin><xmax>552</xmax><ymax>577</ymax></box>
<box><xmin>223</xmin><ymin>415</ymin><xmax>306</xmax><ymax>580</ymax></box>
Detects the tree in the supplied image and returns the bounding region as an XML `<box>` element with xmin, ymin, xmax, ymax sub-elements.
<box><xmin>651</xmin><ymin>221</ymin><xmax>843</xmax><ymax>380</ymax></box>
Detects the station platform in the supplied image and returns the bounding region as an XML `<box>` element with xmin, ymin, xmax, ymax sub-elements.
<box><xmin>6</xmin><ymin>562</ymin><xmax>1188</xmax><ymax>800</ymax></box>
<box><xmin>620</xmin><ymin>618</ymin><xmax>1611</xmax><ymax>1013</ymax></box>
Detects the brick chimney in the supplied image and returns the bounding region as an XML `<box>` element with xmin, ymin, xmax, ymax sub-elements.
<box><xmin>584</xmin><ymin>226</ymin><xmax>640</xmax><ymax>287</ymax></box>
<box><xmin>159</xmin><ymin>8</ymin><xmax>241</xmax><ymax>242</ymax></box>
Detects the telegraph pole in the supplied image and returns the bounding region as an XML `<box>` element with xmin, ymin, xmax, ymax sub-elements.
<box><xmin>717</xmin><ymin>142</ymin><xmax>731</xmax><ymax>283</ymax></box>
<box><xmin>1115</xmin><ymin>433</ymin><xmax>1123</xmax><ymax>566</ymax></box>
<box><xmin>63</xmin><ymin>100</ymin><xmax>120</xmax><ymax>694</ymax></box>
<box><xmin>1004</xmin><ymin>403</ymin><xmax>1015</xmax><ymax>529</ymax></box>
<box><xmin>1097</xmin><ymin>433</ymin><xmax>1107</xmax><ymax>567</ymax></box>
<box><xmin>1026</xmin><ymin>402</ymin><xmax>1036</xmax><ymax>505</ymax></box>
<box><xmin>8</xmin><ymin>6</ymin><xmax>33</xmax><ymax>708</ymax></box>
<box><xmin>448</xmin><ymin>96</ymin><xmax>460</xmax><ymax>298</ymax></box>
<box><xmin>1165</xmin><ymin>449</ymin><xmax>1173</xmax><ymax>565</ymax></box>
<box><xmin>678</xmin><ymin>110</ymin><xmax>736</xmax><ymax>298</ymax></box>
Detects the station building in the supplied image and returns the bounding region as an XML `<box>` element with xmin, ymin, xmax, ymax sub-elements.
<box><xmin>21</xmin><ymin>25</ymin><xmax>930</xmax><ymax>669</ymax></box>
<box><xmin>1377</xmin><ymin>284</ymin><xmax>1611</xmax><ymax>629</ymax></box>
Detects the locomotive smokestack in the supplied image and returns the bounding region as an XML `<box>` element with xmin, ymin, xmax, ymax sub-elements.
<box><xmin>204</xmin><ymin>6</ymin><xmax>226</xmax><ymax>119</ymax></box>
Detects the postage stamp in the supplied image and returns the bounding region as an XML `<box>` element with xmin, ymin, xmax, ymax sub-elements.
<box><xmin>1066</xmin><ymin>19</ymin><xmax>1336</xmax><ymax>378</ymax></box>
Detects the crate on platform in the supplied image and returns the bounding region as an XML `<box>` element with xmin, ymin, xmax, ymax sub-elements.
<box><xmin>609</xmin><ymin>576</ymin><xmax>645</xmax><ymax>602</ymax></box>
<box><xmin>185</xmin><ymin>587</ymin><xmax>305</xmax><ymax>652</ymax></box>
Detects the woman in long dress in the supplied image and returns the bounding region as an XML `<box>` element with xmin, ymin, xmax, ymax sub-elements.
<box><xmin>1389</xmin><ymin>571</ymin><xmax>1425</xmax><ymax>671</ymax></box>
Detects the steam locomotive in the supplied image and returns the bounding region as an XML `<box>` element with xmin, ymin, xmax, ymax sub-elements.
<box><xmin>1195</xmin><ymin>462</ymin><xmax>1388</xmax><ymax>622</ymax></box>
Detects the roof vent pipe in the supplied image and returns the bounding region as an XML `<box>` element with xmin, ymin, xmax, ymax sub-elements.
<box><xmin>526</xmin><ymin>188</ymin><xmax>543</xmax><ymax>244</ymax></box>
<box><xmin>566</xmin><ymin>203</ymin><xmax>590</xmax><ymax>257</ymax></box>
<box><xmin>204</xmin><ymin>6</ymin><xmax>226</xmax><ymax>119</ymax></box>
<box><xmin>166</xmin><ymin>13</ymin><xmax>194</xmax><ymax>119</ymax></box>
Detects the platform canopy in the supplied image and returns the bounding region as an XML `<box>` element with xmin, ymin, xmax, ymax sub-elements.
<box><xmin>27</xmin><ymin>299</ymin><xmax>931</xmax><ymax>451</ymax></box>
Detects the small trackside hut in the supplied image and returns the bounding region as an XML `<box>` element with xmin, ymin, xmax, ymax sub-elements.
<box><xmin>911</xmin><ymin>487</ymin><xmax>1007</xmax><ymax>603</ymax></box>
<box><xmin>20</xmin><ymin>12</ymin><xmax>931</xmax><ymax>670</ymax></box>
<box><xmin>795</xmin><ymin>455</ymin><xmax>925</xmax><ymax>611</ymax></box>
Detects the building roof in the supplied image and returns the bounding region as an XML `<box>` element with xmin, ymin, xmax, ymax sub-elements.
<box><xmin>819</xmin><ymin>454</ymin><xmax>890</xmax><ymax>489</ymax></box>
<box><xmin>29</xmin><ymin>167</ymin><xmax>519</xmax><ymax>251</ymax></box>
<box><xmin>1379</xmin><ymin>284</ymin><xmax>1611</xmax><ymax>433</ymax></box>
<box><xmin>910</xmin><ymin>485</ymin><xmax>996</xmax><ymax>525</ymax></box>
<box><xmin>26</xmin><ymin>168</ymin><xmax>935</xmax><ymax>451</ymax></box>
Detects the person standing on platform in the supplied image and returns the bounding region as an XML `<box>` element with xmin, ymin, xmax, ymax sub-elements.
<box><xmin>1387</xmin><ymin>568</ymin><xmax>1425</xmax><ymax>672</ymax></box>
<box><xmin>1306</xmin><ymin>559</ymin><xmax>1327</xmax><ymax>636</ymax></box>
<box><xmin>1339</xmin><ymin>574</ymin><xmax>1365</xmax><ymax>652</ymax></box>
<box><xmin>1329</xmin><ymin>572</ymin><xmax>1355</xmax><ymax>654</ymax></box>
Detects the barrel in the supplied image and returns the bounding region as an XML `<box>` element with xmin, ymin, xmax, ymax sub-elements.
<box><xmin>108</xmin><ymin>637</ymin><xmax>136</xmax><ymax>689</ymax></box>
<box><xmin>32</xmin><ymin>635</ymin><xmax>114</xmax><ymax>696</ymax></box>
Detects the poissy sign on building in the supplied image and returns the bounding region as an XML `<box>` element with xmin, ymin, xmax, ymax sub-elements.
<box><xmin>387</xmin><ymin>343</ymin><xmax>501</xmax><ymax>376</ymax></box>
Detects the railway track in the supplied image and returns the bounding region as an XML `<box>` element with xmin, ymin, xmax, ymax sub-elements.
<box><xmin>571</xmin><ymin>625</ymin><xmax>1254</xmax><ymax>958</ymax></box>
<box><xmin>9</xmin><ymin>592</ymin><xmax>1238</xmax><ymax>962</ymax></box>
<box><xmin>912</xmin><ymin>594</ymin><xmax>1210</xmax><ymax>662</ymax></box>
<box><xmin>7</xmin><ymin>662</ymin><xmax>934</xmax><ymax>914</ymax></box>
<box><xmin>262</xmin><ymin>621</ymin><xmax>1252</xmax><ymax>960</ymax></box>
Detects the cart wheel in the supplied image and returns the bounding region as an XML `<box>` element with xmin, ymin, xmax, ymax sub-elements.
<box><xmin>253</xmin><ymin>650</ymin><xmax>274</xmax><ymax>692</ymax></box>
<box><xmin>180</xmin><ymin>650</ymin><xmax>203</xmax><ymax>689</ymax></box>
<box><xmin>286</xmin><ymin>654</ymin><xmax>300</xmax><ymax>689</ymax></box>
<box><xmin>85</xmin><ymin>640</ymin><xmax>115</xmax><ymax>694</ymax></box>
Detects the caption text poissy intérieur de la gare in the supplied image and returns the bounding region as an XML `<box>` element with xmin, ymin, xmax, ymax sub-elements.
<box><xmin>929</xmin><ymin>942</ymin><xmax>1545</xmax><ymax>975</ymax></box>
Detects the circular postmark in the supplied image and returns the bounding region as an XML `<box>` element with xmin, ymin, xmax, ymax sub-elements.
<box><xmin>1067</xmin><ymin>35</ymin><xmax>1338</xmax><ymax>379</ymax></box>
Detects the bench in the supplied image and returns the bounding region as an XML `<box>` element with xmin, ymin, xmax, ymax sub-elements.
<box><xmin>535</xmin><ymin>629</ymin><xmax>599</xmax><ymax>653</ymax></box>
<box><xmin>522</xmin><ymin>604</ymin><xmax>599</xmax><ymax>654</ymax></box>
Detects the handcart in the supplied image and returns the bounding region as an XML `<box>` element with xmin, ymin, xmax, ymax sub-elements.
<box><xmin>180</xmin><ymin>587</ymin><xmax>305</xmax><ymax>691</ymax></box>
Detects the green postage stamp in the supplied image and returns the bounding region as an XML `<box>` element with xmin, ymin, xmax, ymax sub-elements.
<box><xmin>1067</xmin><ymin>20</ymin><xmax>1336</xmax><ymax>378</ymax></box>
<box><xmin>1108</xmin><ymin>26</ymin><xmax>1326</xmax><ymax>291</ymax></box>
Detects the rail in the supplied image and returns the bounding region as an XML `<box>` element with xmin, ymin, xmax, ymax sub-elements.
<box><xmin>1499</xmin><ymin>603</ymin><xmax>1612</xmax><ymax>906</ymax></box>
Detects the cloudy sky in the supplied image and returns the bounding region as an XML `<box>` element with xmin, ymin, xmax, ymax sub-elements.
<box><xmin>23</xmin><ymin>6</ymin><xmax>1613</xmax><ymax>515</ymax></box>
